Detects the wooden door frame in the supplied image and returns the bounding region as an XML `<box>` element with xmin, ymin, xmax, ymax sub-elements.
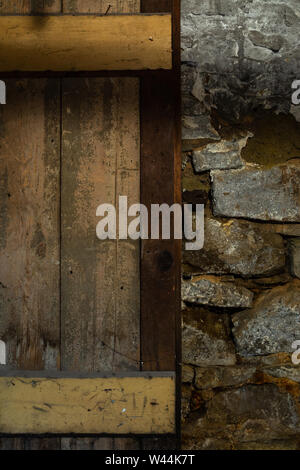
<box><xmin>0</xmin><ymin>0</ymin><xmax>181</xmax><ymax>442</ymax></box>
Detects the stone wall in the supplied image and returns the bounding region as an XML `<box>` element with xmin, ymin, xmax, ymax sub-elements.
<box><xmin>181</xmin><ymin>0</ymin><xmax>300</xmax><ymax>450</ymax></box>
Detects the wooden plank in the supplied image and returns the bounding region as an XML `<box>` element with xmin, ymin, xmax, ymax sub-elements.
<box><xmin>61</xmin><ymin>77</ymin><xmax>140</xmax><ymax>372</ymax></box>
<box><xmin>0</xmin><ymin>373</ymin><xmax>175</xmax><ymax>435</ymax></box>
<box><xmin>62</xmin><ymin>0</ymin><xmax>140</xmax><ymax>14</ymax></box>
<box><xmin>0</xmin><ymin>14</ymin><xmax>172</xmax><ymax>72</ymax></box>
<box><xmin>60</xmin><ymin>0</ymin><xmax>141</xmax><ymax>451</ymax></box>
<box><xmin>0</xmin><ymin>0</ymin><xmax>61</xmax><ymax>14</ymax></box>
<box><xmin>140</xmin><ymin>0</ymin><xmax>180</xmax><ymax>376</ymax></box>
<box><xmin>140</xmin><ymin>0</ymin><xmax>181</xmax><ymax>450</ymax></box>
<box><xmin>0</xmin><ymin>79</ymin><xmax>61</xmax><ymax>448</ymax></box>
<box><xmin>60</xmin><ymin>77</ymin><xmax>140</xmax><ymax>447</ymax></box>
<box><xmin>0</xmin><ymin>1</ymin><xmax>62</xmax><ymax>452</ymax></box>
<box><xmin>0</xmin><ymin>79</ymin><xmax>60</xmax><ymax>370</ymax></box>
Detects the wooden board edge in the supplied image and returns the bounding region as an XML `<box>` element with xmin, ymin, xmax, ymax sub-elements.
<box><xmin>0</xmin><ymin>374</ymin><xmax>175</xmax><ymax>435</ymax></box>
<box><xmin>0</xmin><ymin>14</ymin><xmax>172</xmax><ymax>72</ymax></box>
<box><xmin>0</xmin><ymin>368</ymin><xmax>175</xmax><ymax>379</ymax></box>
<box><xmin>140</xmin><ymin>0</ymin><xmax>181</xmax><ymax>450</ymax></box>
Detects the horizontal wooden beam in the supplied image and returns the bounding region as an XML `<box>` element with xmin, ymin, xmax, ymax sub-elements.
<box><xmin>0</xmin><ymin>371</ymin><xmax>175</xmax><ymax>435</ymax></box>
<box><xmin>0</xmin><ymin>14</ymin><xmax>172</xmax><ymax>72</ymax></box>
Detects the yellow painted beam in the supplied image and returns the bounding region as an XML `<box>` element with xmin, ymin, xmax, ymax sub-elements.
<box><xmin>0</xmin><ymin>14</ymin><xmax>172</xmax><ymax>71</ymax></box>
<box><xmin>0</xmin><ymin>373</ymin><xmax>175</xmax><ymax>434</ymax></box>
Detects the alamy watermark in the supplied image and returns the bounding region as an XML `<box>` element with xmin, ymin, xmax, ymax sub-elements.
<box><xmin>292</xmin><ymin>340</ymin><xmax>300</xmax><ymax>365</ymax></box>
<box><xmin>0</xmin><ymin>80</ymin><xmax>5</xmax><ymax>104</ymax></box>
<box><xmin>292</xmin><ymin>80</ymin><xmax>300</xmax><ymax>105</ymax></box>
<box><xmin>96</xmin><ymin>196</ymin><xmax>204</xmax><ymax>251</ymax></box>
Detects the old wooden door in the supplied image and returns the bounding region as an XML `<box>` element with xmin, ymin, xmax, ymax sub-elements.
<box><xmin>0</xmin><ymin>0</ymin><xmax>180</xmax><ymax>450</ymax></box>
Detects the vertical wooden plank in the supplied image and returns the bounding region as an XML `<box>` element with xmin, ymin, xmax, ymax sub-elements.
<box><xmin>60</xmin><ymin>77</ymin><xmax>140</xmax><ymax>449</ymax></box>
<box><xmin>61</xmin><ymin>77</ymin><xmax>140</xmax><ymax>371</ymax></box>
<box><xmin>0</xmin><ymin>79</ymin><xmax>60</xmax><ymax>370</ymax></box>
<box><xmin>141</xmin><ymin>0</ymin><xmax>172</xmax><ymax>11</ymax></box>
<box><xmin>0</xmin><ymin>0</ymin><xmax>61</xmax><ymax>451</ymax></box>
<box><xmin>62</xmin><ymin>0</ymin><xmax>139</xmax><ymax>13</ymax></box>
<box><xmin>140</xmin><ymin>0</ymin><xmax>181</xmax><ymax>449</ymax></box>
<box><xmin>0</xmin><ymin>79</ymin><xmax>61</xmax><ymax>449</ymax></box>
<box><xmin>61</xmin><ymin>0</ymin><xmax>141</xmax><ymax>451</ymax></box>
<box><xmin>0</xmin><ymin>0</ymin><xmax>61</xmax><ymax>14</ymax></box>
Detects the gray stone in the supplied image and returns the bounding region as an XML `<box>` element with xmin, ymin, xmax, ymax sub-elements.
<box><xmin>180</xmin><ymin>0</ymin><xmax>300</xmax><ymax>449</ymax></box>
<box><xmin>182</xmin><ymin>276</ymin><xmax>254</xmax><ymax>308</ymax></box>
<box><xmin>289</xmin><ymin>238</ymin><xmax>300</xmax><ymax>279</ymax></box>
<box><xmin>183</xmin><ymin>384</ymin><xmax>300</xmax><ymax>447</ymax></box>
<box><xmin>195</xmin><ymin>366</ymin><xmax>256</xmax><ymax>390</ymax></box>
<box><xmin>232</xmin><ymin>281</ymin><xmax>300</xmax><ymax>356</ymax></box>
<box><xmin>183</xmin><ymin>218</ymin><xmax>285</xmax><ymax>277</ymax></box>
<box><xmin>192</xmin><ymin>136</ymin><xmax>249</xmax><ymax>172</ymax></box>
<box><xmin>182</xmin><ymin>115</ymin><xmax>220</xmax><ymax>141</ymax></box>
<box><xmin>182</xmin><ymin>308</ymin><xmax>236</xmax><ymax>366</ymax></box>
<box><xmin>244</xmin><ymin>37</ymin><xmax>275</xmax><ymax>62</ymax></box>
<box><xmin>238</xmin><ymin>352</ymin><xmax>292</xmax><ymax>368</ymax></box>
<box><xmin>248</xmin><ymin>30</ymin><xmax>284</xmax><ymax>53</ymax></box>
<box><xmin>182</xmin><ymin>364</ymin><xmax>195</xmax><ymax>383</ymax></box>
<box><xmin>212</xmin><ymin>163</ymin><xmax>300</xmax><ymax>222</ymax></box>
<box><xmin>181</xmin><ymin>0</ymin><xmax>300</xmax><ymax>119</ymax></box>
<box><xmin>263</xmin><ymin>366</ymin><xmax>300</xmax><ymax>383</ymax></box>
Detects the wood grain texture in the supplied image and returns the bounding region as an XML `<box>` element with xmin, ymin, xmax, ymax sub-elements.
<box><xmin>140</xmin><ymin>0</ymin><xmax>181</xmax><ymax>374</ymax></box>
<box><xmin>60</xmin><ymin>0</ymin><xmax>141</xmax><ymax>451</ymax></box>
<box><xmin>0</xmin><ymin>79</ymin><xmax>61</xmax><ymax>448</ymax></box>
<box><xmin>0</xmin><ymin>79</ymin><xmax>60</xmax><ymax>370</ymax></box>
<box><xmin>140</xmin><ymin>75</ymin><xmax>179</xmax><ymax>370</ymax></box>
<box><xmin>0</xmin><ymin>375</ymin><xmax>175</xmax><ymax>434</ymax></box>
<box><xmin>61</xmin><ymin>77</ymin><xmax>140</xmax><ymax>372</ymax></box>
<box><xmin>60</xmin><ymin>77</ymin><xmax>140</xmax><ymax>447</ymax></box>
<box><xmin>0</xmin><ymin>0</ymin><xmax>180</xmax><ymax>449</ymax></box>
<box><xmin>0</xmin><ymin>14</ymin><xmax>172</xmax><ymax>72</ymax></box>
<box><xmin>0</xmin><ymin>0</ymin><xmax>62</xmax><ymax>451</ymax></box>
<box><xmin>141</xmin><ymin>0</ymin><xmax>172</xmax><ymax>12</ymax></box>
<box><xmin>62</xmin><ymin>0</ymin><xmax>139</xmax><ymax>13</ymax></box>
<box><xmin>0</xmin><ymin>0</ymin><xmax>61</xmax><ymax>14</ymax></box>
<box><xmin>140</xmin><ymin>0</ymin><xmax>181</xmax><ymax>450</ymax></box>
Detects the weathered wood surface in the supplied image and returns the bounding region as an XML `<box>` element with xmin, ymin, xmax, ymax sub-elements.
<box><xmin>140</xmin><ymin>0</ymin><xmax>180</xmax><ymax>377</ymax></box>
<box><xmin>62</xmin><ymin>0</ymin><xmax>139</xmax><ymax>13</ymax></box>
<box><xmin>0</xmin><ymin>79</ymin><xmax>60</xmax><ymax>370</ymax></box>
<box><xmin>61</xmin><ymin>76</ymin><xmax>140</xmax><ymax>448</ymax></box>
<box><xmin>0</xmin><ymin>0</ymin><xmax>180</xmax><ymax>450</ymax></box>
<box><xmin>61</xmin><ymin>77</ymin><xmax>140</xmax><ymax>373</ymax></box>
<box><xmin>0</xmin><ymin>14</ymin><xmax>172</xmax><ymax>72</ymax></box>
<box><xmin>0</xmin><ymin>374</ymin><xmax>175</xmax><ymax>435</ymax></box>
<box><xmin>0</xmin><ymin>78</ymin><xmax>61</xmax><ymax>449</ymax></box>
<box><xmin>140</xmin><ymin>0</ymin><xmax>181</xmax><ymax>450</ymax></box>
<box><xmin>60</xmin><ymin>0</ymin><xmax>141</xmax><ymax>451</ymax></box>
<box><xmin>0</xmin><ymin>0</ymin><xmax>61</xmax><ymax>452</ymax></box>
<box><xmin>0</xmin><ymin>0</ymin><xmax>61</xmax><ymax>14</ymax></box>
<box><xmin>0</xmin><ymin>2</ymin><xmax>61</xmax><ymax>453</ymax></box>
